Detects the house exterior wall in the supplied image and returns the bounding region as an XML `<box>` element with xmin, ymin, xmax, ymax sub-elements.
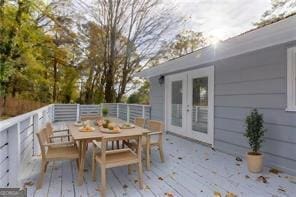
<box><xmin>149</xmin><ymin>76</ymin><xmax>165</xmax><ymax>121</ymax></box>
<box><xmin>214</xmin><ymin>42</ymin><xmax>296</xmax><ymax>174</ymax></box>
<box><xmin>149</xmin><ymin>41</ymin><xmax>296</xmax><ymax>174</ymax></box>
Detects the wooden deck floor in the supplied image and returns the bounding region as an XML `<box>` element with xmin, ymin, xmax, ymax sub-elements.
<box><xmin>20</xmin><ymin>131</ymin><xmax>296</xmax><ymax>197</ymax></box>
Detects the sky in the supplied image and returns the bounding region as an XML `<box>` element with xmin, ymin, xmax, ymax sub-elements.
<box><xmin>74</xmin><ymin>0</ymin><xmax>272</xmax><ymax>42</ymax></box>
<box><xmin>162</xmin><ymin>0</ymin><xmax>271</xmax><ymax>41</ymax></box>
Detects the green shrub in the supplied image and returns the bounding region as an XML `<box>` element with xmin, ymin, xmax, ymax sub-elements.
<box><xmin>102</xmin><ymin>108</ymin><xmax>109</xmax><ymax>117</ymax></box>
<box><xmin>244</xmin><ymin>109</ymin><xmax>266</xmax><ymax>153</ymax></box>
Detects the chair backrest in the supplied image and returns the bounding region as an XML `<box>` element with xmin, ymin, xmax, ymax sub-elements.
<box><xmin>147</xmin><ymin>120</ymin><xmax>163</xmax><ymax>133</ymax></box>
<box><xmin>134</xmin><ymin>117</ymin><xmax>145</xmax><ymax>128</ymax></box>
<box><xmin>45</xmin><ymin>122</ymin><xmax>54</xmax><ymax>137</ymax></box>
<box><xmin>100</xmin><ymin>134</ymin><xmax>142</xmax><ymax>164</ymax></box>
<box><xmin>81</xmin><ymin>115</ymin><xmax>101</xmax><ymax>121</ymax></box>
<box><xmin>36</xmin><ymin>128</ymin><xmax>49</xmax><ymax>158</ymax></box>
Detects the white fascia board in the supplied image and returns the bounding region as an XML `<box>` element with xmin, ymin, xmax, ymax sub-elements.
<box><xmin>136</xmin><ymin>15</ymin><xmax>296</xmax><ymax>78</ymax></box>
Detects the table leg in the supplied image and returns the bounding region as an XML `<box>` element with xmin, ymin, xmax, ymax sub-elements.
<box><xmin>146</xmin><ymin>135</ymin><xmax>151</xmax><ymax>170</ymax></box>
<box><xmin>78</xmin><ymin>140</ymin><xmax>87</xmax><ymax>185</ymax></box>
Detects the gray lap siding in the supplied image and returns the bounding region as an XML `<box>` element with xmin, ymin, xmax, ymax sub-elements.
<box><xmin>149</xmin><ymin>41</ymin><xmax>296</xmax><ymax>174</ymax></box>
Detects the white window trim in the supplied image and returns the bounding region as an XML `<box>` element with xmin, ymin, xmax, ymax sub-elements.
<box><xmin>286</xmin><ymin>46</ymin><xmax>296</xmax><ymax>111</ymax></box>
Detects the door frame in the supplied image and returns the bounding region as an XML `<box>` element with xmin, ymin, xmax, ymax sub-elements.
<box><xmin>164</xmin><ymin>66</ymin><xmax>215</xmax><ymax>146</ymax></box>
<box><xmin>165</xmin><ymin>72</ymin><xmax>187</xmax><ymax>134</ymax></box>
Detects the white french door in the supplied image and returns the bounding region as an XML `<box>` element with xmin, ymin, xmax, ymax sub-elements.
<box><xmin>165</xmin><ymin>66</ymin><xmax>214</xmax><ymax>145</ymax></box>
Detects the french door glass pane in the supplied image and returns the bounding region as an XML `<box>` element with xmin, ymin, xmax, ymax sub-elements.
<box><xmin>171</xmin><ymin>80</ymin><xmax>182</xmax><ymax>127</ymax></box>
<box><xmin>192</xmin><ymin>77</ymin><xmax>208</xmax><ymax>133</ymax></box>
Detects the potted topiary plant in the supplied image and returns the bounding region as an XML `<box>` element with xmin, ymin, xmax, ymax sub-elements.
<box><xmin>102</xmin><ymin>107</ymin><xmax>109</xmax><ymax>117</ymax></box>
<box><xmin>244</xmin><ymin>109</ymin><xmax>266</xmax><ymax>173</ymax></box>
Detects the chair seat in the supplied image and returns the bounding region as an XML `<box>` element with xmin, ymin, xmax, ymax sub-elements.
<box><xmin>128</xmin><ymin>137</ymin><xmax>158</xmax><ymax>147</ymax></box>
<box><xmin>47</xmin><ymin>146</ymin><xmax>79</xmax><ymax>160</ymax></box>
<box><xmin>95</xmin><ymin>149</ymin><xmax>138</xmax><ymax>168</ymax></box>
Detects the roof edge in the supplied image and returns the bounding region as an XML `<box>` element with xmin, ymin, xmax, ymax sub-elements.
<box><xmin>136</xmin><ymin>15</ymin><xmax>296</xmax><ymax>78</ymax></box>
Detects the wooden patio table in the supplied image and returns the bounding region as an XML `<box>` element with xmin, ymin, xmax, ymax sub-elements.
<box><xmin>67</xmin><ymin>117</ymin><xmax>151</xmax><ymax>185</ymax></box>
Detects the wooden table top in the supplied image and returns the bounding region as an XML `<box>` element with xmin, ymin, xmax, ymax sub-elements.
<box><xmin>67</xmin><ymin>117</ymin><xmax>150</xmax><ymax>141</ymax></box>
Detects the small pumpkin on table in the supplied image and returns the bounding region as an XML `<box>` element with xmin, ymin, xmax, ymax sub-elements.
<box><xmin>101</xmin><ymin>120</ymin><xmax>121</xmax><ymax>133</ymax></box>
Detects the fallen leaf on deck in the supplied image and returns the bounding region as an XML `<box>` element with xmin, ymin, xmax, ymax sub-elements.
<box><xmin>172</xmin><ymin>172</ymin><xmax>176</xmax><ymax>175</ymax></box>
<box><xmin>164</xmin><ymin>192</ymin><xmax>174</xmax><ymax>197</ymax></box>
<box><xmin>169</xmin><ymin>154</ymin><xmax>175</xmax><ymax>158</ymax></box>
<box><xmin>245</xmin><ymin>175</ymin><xmax>250</xmax><ymax>179</ymax></box>
<box><xmin>236</xmin><ymin>163</ymin><xmax>240</xmax><ymax>166</ymax></box>
<box><xmin>214</xmin><ymin>191</ymin><xmax>222</xmax><ymax>197</ymax></box>
<box><xmin>278</xmin><ymin>186</ymin><xmax>286</xmax><ymax>192</ymax></box>
<box><xmin>158</xmin><ymin>177</ymin><xmax>164</xmax><ymax>181</ymax></box>
<box><xmin>235</xmin><ymin>157</ymin><xmax>242</xmax><ymax>162</ymax></box>
<box><xmin>269</xmin><ymin>168</ymin><xmax>282</xmax><ymax>174</ymax></box>
<box><xmin>123</xmin><ymin>184</ymin><xmax>128</xmax><ymax>189</ymax></box>
<box><xmin>226</xmin><ymin>192</ymin><xmax>237</xmax><ymax>197</ymax></box>
<box><xmin>257</xmin><ymin>176</ymin><xmax>268</xmax><ymax>183</ymax></box>
<box><xmin>177</xmin><ymin>157</ymin><xmax>182</xmax><ymax>160</ymax></box>
<box><xmin>23</xmin><ymin>181</ymin><xmax>34</xmax><ymax>187</ymax></box>
<box><xmin>205</xmin><ymin>158</ymin><xmax>209</xmax><ymax>161</ymax></box>
<box><xmin>170</xmin><ymin>142</ymin><xmax>174</xmax><ymax>144</ymax></box>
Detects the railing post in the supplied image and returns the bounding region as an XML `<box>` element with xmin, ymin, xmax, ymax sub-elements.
<box><xmin>196</xmin><ymin>106</ymin><xmax>199</xmax><ymax>122</ymax></box>
<box><xmin>33</xmin><ymin>113</ymin><xmax>40</xmax><ymax>156</ymax></box>
<box><xmin>76</xmin><ymin>104</ymin><xmax>80</xmax><ymax>121</ymax></box>
<box><xmin>127</xmin><ymin>104</ymin><xmax>130</xmax><ymax>123</ymax></box>
<box><xmin>116</xmin><ymin>103</ymin><xmax>119</xmax><ymax>119</ymax></box>
<box><xmin>100</xmin><ymin>103</ymin><xmax>103</xmax><ymax>116</ymax></box>
<box><xmin>7</xmin><ymin>123</ymin><xmax>21</xmax><ymax>187</ymax></box>
<box><xmin>142</xmin><ymin>105</ymin><xmax>145</xmax><ymax>118</ymax></box>
<box><xmin>52</xmin><ymin>104</ymin><xmax>55</xmax><ymax>122</ymax></box>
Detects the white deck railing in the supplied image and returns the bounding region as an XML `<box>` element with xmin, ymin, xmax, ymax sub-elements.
<box><xmin>0</xmin><ymin>103</ymin><xmax>150</xmax><ymax>187</ymax></box>
<box><xmin>53</xmin><ymin>103</ymin><xmax>151</xmax><ymax>123</ymax></box>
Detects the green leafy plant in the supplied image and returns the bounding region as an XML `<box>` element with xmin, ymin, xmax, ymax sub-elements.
<box><xmin>244</xmin><ymin>109</ymin><xmax>266</xmax><ymax>154</ymax></box>
<box><xmin>102</xmin><ymin>108</ymin><xmax>109</xmax><ymax>117</ymax></box>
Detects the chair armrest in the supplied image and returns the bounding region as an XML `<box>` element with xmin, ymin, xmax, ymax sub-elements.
<box><xmin>53</xmin><ymin>128</ymin><xmax>69</xmax><ymax>133</ymax></box>
<box><xmin>49</xmin><ymin>134</ymin><xmax>72</xmax><ymax>139</ymax></box>
<box><xmin>147</xmin><ymin>131</ymin><xmax>162</xmax><ymax>136</ymax></box>
<box><xmin>43</xmin><ymin>141</ymin><xmax>74</xmax><ymax>147</ymax></box>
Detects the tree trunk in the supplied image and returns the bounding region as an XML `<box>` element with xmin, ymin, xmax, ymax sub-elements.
<box><xmin>53</xmin><ymin>59</ymin><xmax>57</xmax><ymax>102</ymax></box>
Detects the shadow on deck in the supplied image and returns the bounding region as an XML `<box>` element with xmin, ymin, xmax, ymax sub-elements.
<box><xmin>20</xmin><ymin>130</ymin><xmax>296</xmax><ymax>197</ymax></box>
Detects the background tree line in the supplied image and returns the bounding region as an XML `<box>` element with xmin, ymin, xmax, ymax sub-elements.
<box><xmin>0</xmin><ymin>0</ymin><xmax>295</xmax><ymax>116</ymax></box>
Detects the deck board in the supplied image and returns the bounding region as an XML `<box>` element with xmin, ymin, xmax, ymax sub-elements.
<box><xmin>20</xmin><ymin>127</ymin><xmax>296</xmax><ymax>197</ymax></box>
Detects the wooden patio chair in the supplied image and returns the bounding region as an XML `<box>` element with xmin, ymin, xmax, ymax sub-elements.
<box><xmin>126</xmin><ymin>120</ymin><xmax>165</xmax><ymax>167</ymax></box>
<box><xmin>123</xmin><ymin>117</ymin><xmax>145</xmax><ymax>148</ymax></box>
<box><xmin>36</xmin><ymin>128</ymin><xmax>79</xmax><ymax>189</ymax></box>
<box><xmin>91</xmin><ymin>135</ymin><xmax>143</xmax><ymax>197</ymax></box>
<box><xmin>45</xmin><ymin>122</ymin><xmax>72</xmax><ymax>143</ymax></box>
<box><xmin>145</xmin><ymin>120</ymin><xmax>165</xmax><ymax>163</ymax></box>
<box><xmin>134</xmin><ymin>117</ymin><xmax>145</xmax><ymax>127</ymax></box>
